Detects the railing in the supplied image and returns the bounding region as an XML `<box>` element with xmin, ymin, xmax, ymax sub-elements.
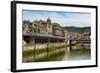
<box><xmin>23</xmin><ymin>31</ymin><xmax>65</xmax><ymax>39</ymax></box>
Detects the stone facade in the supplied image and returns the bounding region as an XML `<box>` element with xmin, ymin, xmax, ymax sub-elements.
<box><xmin>23</xmin><ymin>18</ymin><xmax>65</xmax><ymax>37</ymax></box>
<box><xmin>23</xmin><ymin>18</ymin><xmax>65</xmax><ymax>45</ymax></box>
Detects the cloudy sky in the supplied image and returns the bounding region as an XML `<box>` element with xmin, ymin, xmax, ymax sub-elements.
<box><xmin>23</xmin><ymin>10</ymin><xmax>91</xmax><ymax>27</ymax></box>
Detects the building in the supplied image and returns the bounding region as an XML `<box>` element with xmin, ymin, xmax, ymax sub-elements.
<box><xmin>23</xmin><ymin>20</ymin><xmax>33</xmax><ymax>34</ymax></box>
<box><xmin>23</xmin><ymin>18</ymin><xmax>65</xmax><ymax>45</ymax></box>
<box><xmin>69</xmin><ymin>32</ymin><xmax>91</xmax><ymax>49</ymax></box>
<box><xmin>66</xmin><ymin>31</ymin><xmax>81</xmax><ymax>40</ymax></box>
<box><xmin>52</xmin><ymin>23</ymin><xmax>65</xmax><ymax>37</ymax></box>
<box><xmin>81</xmin><ymin>32</ymin><xmax>91</xmax><ymax>40</ymax></box>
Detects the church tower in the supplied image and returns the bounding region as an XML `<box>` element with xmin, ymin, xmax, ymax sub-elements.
<box><xmin>47</xmin><ymin>17</ymin><xmax>52</xmax><ymax>35</ymax></box>
<box><xmin>47</xmin><ymin>17</ymin><xmax>51</xmax><ymax>23</ymax></box>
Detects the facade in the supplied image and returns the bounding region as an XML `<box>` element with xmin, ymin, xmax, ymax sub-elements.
<box><xmin>67</xmin><ymin>31</ymin><xmax>81</xmax><ymax>40</ymax></box>
<box><xmin>23</xmin><ymin>20</ymin><xmax>33</xmax><ymax>34</ymax></box>
<box><xmin>22</xmin><ymin>18</ymin><xmax>91</xmax><ymax>47</ymax></box>
<box><xmin>81</xmin><ymin>32</ymin><xmax>91</xmax><ymax>40</ymax></box>
<box><xmin>52</xmin><ymin>23</ymin><xmax>65</xmax><ymax>37</ymax></box>
<box><xmin>64</xmin><ymin>30</ymin><xmax>68</xmax><ymax>42</ymax></box>
<box><xmin>23</xmin><ymin>18</ymin><xmax>65</xmax><ymax>45</ymax></box>
<box><xmin>31</xmin><ymin>18</ymin><xmax>53</xmax><ymax>35</ymax></box>
<box><xmin>68</xmin><ymin>31</ymin><xmax>91</xmax><ymax>50</ymax></box>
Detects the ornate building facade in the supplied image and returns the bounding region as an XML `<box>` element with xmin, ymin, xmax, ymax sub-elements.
<box><xmin>23</xmin><ymin>18</ymin><xmax>66</xmax><ymax>45</ymax></box>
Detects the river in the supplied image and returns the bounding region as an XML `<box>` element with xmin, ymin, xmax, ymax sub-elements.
<box><xmin>23</xmin><ymin>46</ymin><xmax>91</xmax><ymax>62</ymax></box>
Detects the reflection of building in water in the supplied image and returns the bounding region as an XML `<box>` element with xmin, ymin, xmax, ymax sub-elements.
<box><xmin>23</xmin><ymin>18</ymin><xmax>66</xmax><ymax>45</ymax></box>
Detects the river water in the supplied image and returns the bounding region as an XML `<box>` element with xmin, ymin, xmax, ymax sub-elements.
<box><xmin>63</xmin><ymin>48</ymin><xmax>91</xmax><ymax>61</ymax></box>
<box><xmin>23</xmin><ymin>46</ymin><xmax>91</xmax><ymax>62</ymax></box>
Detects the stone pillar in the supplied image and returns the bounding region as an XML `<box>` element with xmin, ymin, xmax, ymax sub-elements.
<box><xmin>47</xmin><ymin>38</ymin><xmax>50</xmax><ymax>59</ymax></box>
<box><xmin>69</xmin><ymin>40</ymin><xmax>72</xmax><ymax>50</ymax></box>
<box><xmin>29</xmin><ymin>38</ymin><xmax>35</xmax><ymax>45</ymax></box>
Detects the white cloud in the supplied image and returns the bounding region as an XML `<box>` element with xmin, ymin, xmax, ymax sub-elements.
<box><xmin>23</xmin><ymin>10</ymin><xmax>91</xmax><ymax>27</ymax></box>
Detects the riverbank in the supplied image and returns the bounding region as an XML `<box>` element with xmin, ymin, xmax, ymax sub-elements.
<box><xmin>23</xmin><ymin>43</ymin><xmax>67</xmax><ymax>62</ymax></box>
<box><xmin>22</xmin><ymin>42</ymin><xmax>91</xmax><ymax>63</ymax></box>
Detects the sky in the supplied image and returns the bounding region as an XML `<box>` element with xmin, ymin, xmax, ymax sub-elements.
<box><xmin>23</xmin><ymin>10</ymin><xmax>91</xmax><ymax>27</ymax></box>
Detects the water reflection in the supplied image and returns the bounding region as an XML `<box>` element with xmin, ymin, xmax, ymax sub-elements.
<box><xmin>23</xmin><ymin>45</ymin><xmax>91</xmax><ymax>63</ymax></box>
<box><xmin>64</xmin><ymin>48</ymin><xmax>91</xmax><ymax>60</ymax></box>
